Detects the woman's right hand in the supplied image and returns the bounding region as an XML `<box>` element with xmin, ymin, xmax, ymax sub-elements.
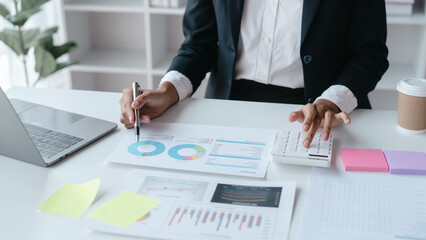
<box><xmin>119</xmin><ymin>82</ymin><xmax>179</xmax><ymax>128</ymax></box>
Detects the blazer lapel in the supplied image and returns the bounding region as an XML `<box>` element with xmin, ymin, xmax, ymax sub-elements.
<box><xmin>227</xmin><ymin>0</ymin><xmax>245</xmax><ymax>50</ymax></box>
<box><xmin>301</xmin><ymin>0</ymin><xmax>322</xmax><ymax>44</ymax></box>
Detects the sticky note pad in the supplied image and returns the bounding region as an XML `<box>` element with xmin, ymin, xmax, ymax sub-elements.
<box><xmin>89</xmin><ymin>191</ymin><xmax>161</xmax><ymax>228</ymax></box>
<box><xmin>38</xmin><ymin>178</ymin><xmax>100</xmax><ymax>218</ymax></box>
<box><xmin>340</xmin><ymin>148</ymin><xmax>389</xmax><ymax>172</ymax></box>
<box><xmin>384</xmin><ymin>151</ymin><xmax>426</xmax><ymax>175</ymax></box>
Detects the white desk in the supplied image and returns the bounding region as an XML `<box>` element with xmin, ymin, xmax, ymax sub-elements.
<box><xmin>1</xmin><ymin>87</ymin><xmax>425</xmax><ymax>240</ymax></box>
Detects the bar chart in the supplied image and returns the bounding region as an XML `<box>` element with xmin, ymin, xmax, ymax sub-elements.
<box><xmin>161</xmin><ymin>202</ymin><xmax>276</xmax><ymax>240</ymax></box>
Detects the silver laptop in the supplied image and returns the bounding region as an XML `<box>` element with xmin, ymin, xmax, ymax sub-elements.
<box><xmin>0</xmin><ymin>88</ymin><xmax>117</xmax><ymax>167</ymax></box>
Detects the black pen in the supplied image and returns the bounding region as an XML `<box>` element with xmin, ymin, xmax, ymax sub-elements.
<box><xmin>132</xmin><ymin>82</ymin><xmax>140</xmax><ymax>142</ymax></box>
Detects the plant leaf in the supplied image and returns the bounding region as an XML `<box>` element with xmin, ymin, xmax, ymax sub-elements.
<box><xmin>0</xmin><ymin>28</ymin><xmax>41</xmax><ymax>55</ymax></box>
<box><xmin>35</xmin><ymin>26</ymin><xmax>57</xmax><ymax>47</ymax></box>
<box><xmin>49</xmin><ymin>42</ymin><xmax>77</xmax><ymax>59</ymax></box>
<box><xmin>22</xmin><ymin>28</ymin><xmax>40</xmax><ymax>51</ymax></box>
<box><xmin>34</xmin><ymin>27</ymin><xmax>77</xmax><ymax>59</ymax></box>
<box><xmin>34</xmin><ymin>46</ymin><xmax>56</xmax><ymax>78</ymax></box>
<box><xmin>21</xmin><ymin>0</ymin><xmax>49</xmax><ymax>12</ymax></box>
<box><xmin>0</xmin><ymin>29</ymin><xmax>23</xmax><ymax>55</ymax></box>
<box><xmin>54</xmin><ymin>60</ymin><xmax>78</xmax><ymax>73</ymax></box>
<box><xmin>8</xmin><ymin>7</ymin><xmax>41</xmax><ymax>27</ymax></box>
<box><xmin>0</xmin><ymin>3</ymin><xmax>10</xmax><ymax>20</ymax></box>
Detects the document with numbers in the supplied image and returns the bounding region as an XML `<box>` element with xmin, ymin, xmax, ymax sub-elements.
<box><xmin>107</xmin><ymin>123</ymin><xmax>276</xmax><ymax>178</ymax></box>
<box><xmin>87</xmin><ymin>169</ymin><xmax>296</xmax><ymax>240</ymax></box>
<box><xmin>300</xmin><ymin>168</ymin><xmax>426</xmax><ymax>240</ymax></box>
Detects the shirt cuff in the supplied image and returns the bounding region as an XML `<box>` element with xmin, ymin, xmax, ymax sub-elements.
<box><xmin>315</xmin><ymin>85</ymin><xmax>358</xmax><ymax>114</ymax></box>
<box><xmin>160</xmin><ymin>71</ymin><xmax>193</xmax><ymax>101</ymax></box>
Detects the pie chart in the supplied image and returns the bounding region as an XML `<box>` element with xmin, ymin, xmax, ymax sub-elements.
<box><xmin>168</xmin><ymin>144</ymin><xmax>206</xmax><ymax>160</ymax></box>
<box><xmin>128</xmin><ymin>141</ymin><xmax>166</xmax><ymax>157</ymax></box>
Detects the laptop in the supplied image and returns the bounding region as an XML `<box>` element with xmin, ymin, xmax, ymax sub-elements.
<box><xmin>0</xmin><ymin>88</ymin><xmax>118</xmax><ymax>167</ymax></box>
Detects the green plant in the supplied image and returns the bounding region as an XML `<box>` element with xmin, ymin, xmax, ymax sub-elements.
<box><xmin>0</xmin><ymin>0</ymin><xmax>77</xmax><ymax>87</ymax></box>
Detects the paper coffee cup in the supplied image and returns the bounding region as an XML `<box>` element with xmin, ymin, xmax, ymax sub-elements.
<box><xmin>396</xmin><ymin>78</ymin><xmax>426</xmax><ymax>134</ymax></box>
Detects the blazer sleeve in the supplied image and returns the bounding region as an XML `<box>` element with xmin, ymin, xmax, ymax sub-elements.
<box><xmin>334</xmin><ymin>0</ymin><xmax>389</xmax><ymax>102</ymax></box>
<box><xmin>167</xmin><ymin>0</ymin><xmax>218</xmax><ymax>93</ymax></box>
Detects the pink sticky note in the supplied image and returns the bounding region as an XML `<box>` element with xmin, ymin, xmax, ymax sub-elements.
<box><xmin>340</xmin><ymin>148</ymin><xmax>389</xmax><ymax>172</ymax></box>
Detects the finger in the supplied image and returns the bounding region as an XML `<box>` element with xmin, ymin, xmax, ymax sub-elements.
<box><xmin>303</xmin><ymin>116</ymin><xmax>322</xmax><ymax>148</ymax></box>
<box><xmin>120</xmin><ymin>116</ymin><xmax>129</xmax><ymax>125</ymax></box>
<box><xmin>303</xmin><ymin>104</ymin><xmax>327</xmax><ymax>148</ymax></box>
<box><xmin>141</xmin><ymin>114</ymin><xmax>151</xmax><ymax>124</ymax></box>
<box><xmin>331</xmin><ymin>112</ymin><xmax>351</xmax><ymax>127</ymax></box>
<box><xmin>132</xmin><ymin>91</ymin><xmax>152</xmax><ymax>110</ymax></box>
<box><xmin>122</xmin><ymin>88</ymin><xmax>135</xmax><ymax>123</ymax></box>
<box><xmin>301</xmin><ymin>104</ymin><xmax>315</xmax><ymax>132</ymax></box>
<box><xmin>124</xmin><ymin>123</ymin><xmax>134</xmax><ymax>129</ymax></box>
<box><xmin>339</xmin><ymin>112</ymin><xmax>351</xmax><ymax>125</ymax></box>
<box><xmin>322</xmin><ymin>111</ymin><xmax>333</xmax><ymax>141</ymax></box>
<box><xmin>288</xmin><ymin>110</ymin><xmax>304</xmax><ymax>123</ymax></box>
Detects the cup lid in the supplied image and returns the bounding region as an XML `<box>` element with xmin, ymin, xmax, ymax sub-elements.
<box><xmin>396</xmin><ymin>78</ymin><xmax>426</xmax><ymax>97</ymax></box>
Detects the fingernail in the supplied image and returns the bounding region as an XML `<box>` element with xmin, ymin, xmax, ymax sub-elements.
<box><xmin>303</xmin><ymin>139</ymin><xmax>310</xmax><ymax>148</ymax></box>
<box><xmin>303</xmin><ymin>124</ymin><xmax>309</xmax><ymax>131</ymax></box>
<box><xmin>132</xmin><ymin>101</ymin><xmax>139</xmax><ymax>108</ymax></box>
<box><xmin>322</xmin><ymin>132</ymin><xmax>329</xmax><ymax>140</ymax></box>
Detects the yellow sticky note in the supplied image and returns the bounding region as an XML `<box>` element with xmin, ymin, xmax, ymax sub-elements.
<box><xmin>89</xmin><ymin>191</ymin><xmax>161</xmax><ymax>228</ymax></box>
<box><xmin>38</xmin><ymin>178</ymin><xmax>100</xmax><ymax>218</ymax></box>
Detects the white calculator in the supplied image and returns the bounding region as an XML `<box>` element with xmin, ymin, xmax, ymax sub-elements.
<box><xmin>271</xmin><ymin>130</ymin><xmax>333</xmax><ymax>167</ymax></box>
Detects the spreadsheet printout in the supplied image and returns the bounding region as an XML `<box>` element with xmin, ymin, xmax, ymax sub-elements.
<box><xmin>300</xmin><ymin>168</ymin><xmax>426</xmax><ymax>240</ymax></box>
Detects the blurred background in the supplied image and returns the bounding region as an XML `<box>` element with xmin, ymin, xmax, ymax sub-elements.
<box><xmin>1</xmin><ymin>0</ymin><xmax>425</xmax><ymax>108</ymax></box>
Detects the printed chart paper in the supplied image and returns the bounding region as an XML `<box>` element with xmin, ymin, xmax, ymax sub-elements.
<box><xmin>299</xmin><ymin>168</ymin><xmax>426</xmax><ymax>240</ymax></box>
<box><xmin>87</xmin><ymin>170</ymin><xmax>296</xmax><ymax>240</ymax></box>
<box><xmin>108</xmin><ymin>123</ymin><xmax>277</xmax><ymax>178</ymax></box>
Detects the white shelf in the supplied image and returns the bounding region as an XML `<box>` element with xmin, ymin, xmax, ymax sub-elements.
<box><xmin>64</xmin><ymin>0</ymin><xmax>145</xmax><ymax>13</ymax></box>
<box><xmin>149</xmin><ymin>7</ymin><xmax>185</xmax><ymax>15</ymax></box>
<box><xmin>377</xmin><ymin>63</ymin><xmax>417</xmax><ymax>90</ymax></box>
<box><xmin>70</xmin><ymin>49</ymin><xmax>147</xmax><ymax>74</ymax></box>
<box><xmin>152</xmin><ymin>51</ymin><xmax>176</xmax><ymax>75</ymax></box>
<box><xmin>387</xmin><ymin>13</ymin><xmax>426</xmax><ymax>25</ymax></box>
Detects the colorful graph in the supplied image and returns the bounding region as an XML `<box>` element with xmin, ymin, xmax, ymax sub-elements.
<box><xmin>168</xmin><ymin>144</ymin><xmax>206</xmax><ymax>160</ymax></box>
<box><xmin>138</xmin><ymin>176</ymin><xmax>209</xmax><ymax>201</ymax></box>
<box><xmin>211</xmin><ymin>184</ymin><xmax>282</xmax><ymax>208</ymax></box>
<box><xmin>137</xmin><ymin>211</ymin><xmax>151</xmax><ymax>222</ymax></box>
<box><xmin>162</xmin><ymin>202</ymin><xmax>276</xmax><ymax>240</ymax></box>
<box><xmin>128</xmin><ymin>141</ymin><xmax>166</xmax><ymax>157</ymax></box>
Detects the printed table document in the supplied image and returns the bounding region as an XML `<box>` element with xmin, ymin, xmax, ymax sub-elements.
<box><xmin>300</xmin><ymin>168</ymin><xmax>426</xmax><ymax>240</ymax></box>
<box><xmin>107</xmin><ymin>123</ymin><xmax>277</xmax><ymax>178</ymax></box>
<box><xmin>87</xmin><ymin>170</ymin><xmax>296</xmax><ymax>240</ymax></box>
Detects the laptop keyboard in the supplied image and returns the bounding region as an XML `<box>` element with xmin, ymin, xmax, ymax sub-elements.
<box><xmin>24</xmin><ymin>124</ymin><xmax>84</xmax><ymax>158</ymax></box>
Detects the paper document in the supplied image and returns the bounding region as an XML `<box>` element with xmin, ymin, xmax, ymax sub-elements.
<box><xmin>87</xmin><ymin>170</ymin><xmax>296</xmax><ymax>240</ymax></box>
<box><xmin>300</xmin><ymin>168</ymin><xmax>426</xmax><ymax>240</ymax></box>
<box><xmin>37</xmin><ymin>178</ymin><xmax>100</xmax><ymax>218</ymax></box>
<box><xmin>107</xmin><ymin>123</ymin><xmax>276</xmax><ymax>178</ymax></box>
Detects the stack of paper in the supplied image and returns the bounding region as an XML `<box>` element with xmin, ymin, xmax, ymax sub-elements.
<box><xmin>386</xmin><ymin>0</ymin><xmax>415</xmax><ymax>16</ymax></box>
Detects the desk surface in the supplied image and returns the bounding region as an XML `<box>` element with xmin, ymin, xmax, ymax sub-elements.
<box><xmin>1</xmin><ymin>87</ymin><xmax>425</xmax><ymax>240</ymax></box>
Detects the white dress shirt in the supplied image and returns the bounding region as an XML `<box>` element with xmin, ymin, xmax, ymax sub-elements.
<box><xmin>161</xmin><ymin>0</ymin><xmax>358</xmax><ymax>113</ymax></box>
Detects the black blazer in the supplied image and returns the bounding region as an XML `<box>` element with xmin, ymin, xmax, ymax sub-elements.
<box><xmin>168</xmin><ymin>0</ymin><xmax>389</xmax><ymax>109</ymax></box>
